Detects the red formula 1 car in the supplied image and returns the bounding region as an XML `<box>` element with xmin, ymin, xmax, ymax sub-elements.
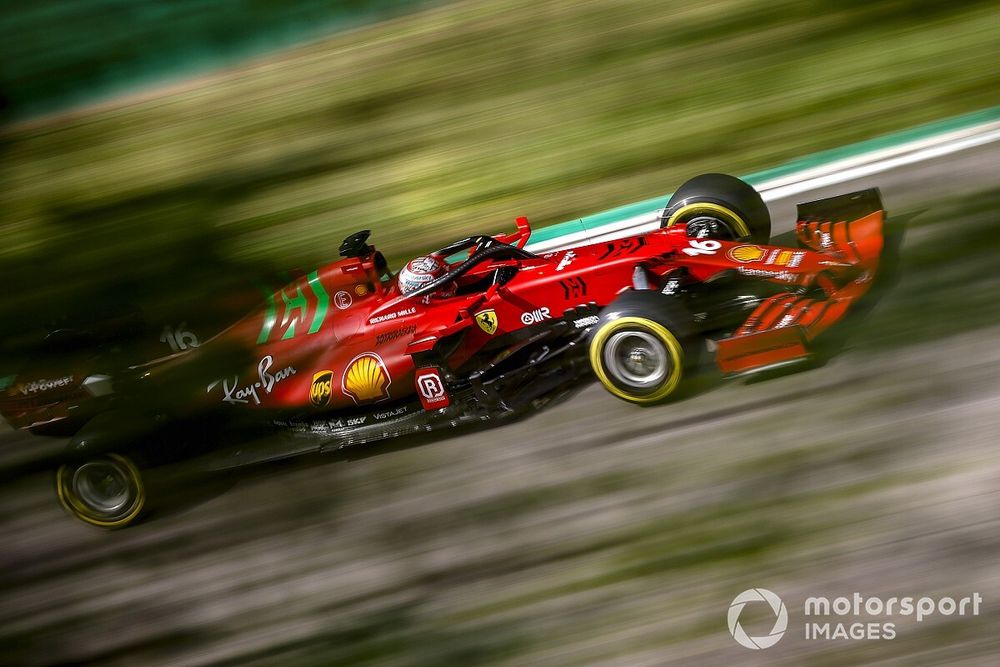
<box><xmin>8</xmin><ymin>174</ymin><xmax>891</xmax><ymax>527</ymax></box>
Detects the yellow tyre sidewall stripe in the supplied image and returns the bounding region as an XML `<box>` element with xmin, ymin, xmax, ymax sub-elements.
<box><xmin>664</xmin><ymin>202</ymin><xmax>752</xmax><ymax>239</ymax></box>
<box><xmin>589</xmin><ymin>317</ymin><xmax>685</xmax><ymax>404</ymax></box>
<box><xmin>56</xmin><ymin>453</ymin><xmax>146</xmax><ymax>528</ymax></box>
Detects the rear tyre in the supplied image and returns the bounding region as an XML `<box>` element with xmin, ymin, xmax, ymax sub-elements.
<box><xmin>661</xmin><ymin>173</ymin><xmax>771</xmax><ymax>243</ymax></box>
<box><xmin>56</xmin><ymin>453</ymin><xmax>146</xmax><ymax>528</ymax></box>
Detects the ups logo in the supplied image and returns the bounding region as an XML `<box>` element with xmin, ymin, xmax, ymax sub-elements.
<box><xmin>310</xmin><ymin>370</ymin><xmax>334</xmax><ymax>407</ymax></box>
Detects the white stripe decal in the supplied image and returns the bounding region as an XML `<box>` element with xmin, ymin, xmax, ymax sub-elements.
<box><xmin>526</xmin><ymin>120</ymin><xmax>1000</xmax><ymax>253</ymax></box>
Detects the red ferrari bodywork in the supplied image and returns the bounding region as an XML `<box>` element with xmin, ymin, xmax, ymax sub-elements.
<box><xmin>140</xmin><ymin>192</ymin><xmax>885</xmax><ymax>416</ymax></box>
<box><xmin>9</xmin><ymin>180</ymin><xmax>893</xmax><ymax>529</ymax></box>
<box><xmin>1</xmin><ymin>186</ymin><xmax>888</xmax><ymax>437</ymax></box>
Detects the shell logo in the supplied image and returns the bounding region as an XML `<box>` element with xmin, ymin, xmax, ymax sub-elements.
<box><xmin>342</xmin><ymin>353</ymin><xmax>391</xmax><ymax>404</ymax></box>
<box><xmin>728</xmin><ymin>245</ymin><xmax>766</xmax><ymax>263</ymax></box>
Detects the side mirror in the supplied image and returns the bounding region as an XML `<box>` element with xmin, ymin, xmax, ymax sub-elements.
<box><xmin>340</xmin><ymin>230</ymin><xmax>373</xmax><ymax>258</ymax></box>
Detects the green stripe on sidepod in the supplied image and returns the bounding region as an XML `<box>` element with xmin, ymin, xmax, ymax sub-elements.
<box><xmin>257</xmin><ymin>272</ymin><xmax>330</xmax><ymax>343</ymax></box>
<box><xmin>256</xmin><ymin>292</ymin><xmax>278</xmax><ymax>345</ymax></box>
<box><xmin>306</xmin><ymin>270</ymin><xmax>329</xmax><ymax>335</ymax></box>
<box><xmin>280</xmin><ymin>287</ymin><xmax>309</xmax><ymax>340</ymax></box>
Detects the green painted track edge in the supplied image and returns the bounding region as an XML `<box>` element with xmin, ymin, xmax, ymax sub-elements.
<box><xmin>529</xmin><ymin>105</ymin><xmax>1000</xmax><ymax>245</ymax></box>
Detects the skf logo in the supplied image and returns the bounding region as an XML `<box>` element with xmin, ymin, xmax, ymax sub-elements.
<box><xmin>415</xmin><ymin>368</ymin><xmax>450</xmax><ymax>410</ymax></box>
<box><xmin>342</xmin><ymin>353</ymin><xmax>391</xmax><ymax>404</ymax></box>
<box><xmin>520</xmin><ymin>307</ymin><xmax>551</xmax><ymax>325</ymax></box>
<box><xmin>475</xmin><ymin>309</ymin><xmax>498</xmax><ymax>335</ymax></box>
<box><xmin>728</xmin><ymin>245</ymin><xmax>766</xmax><ymax>263</ymax></box>
<box><xmin>309</xmin><ymin>370</ymin><xmax>334</xmax><ymax>407</ymax></box>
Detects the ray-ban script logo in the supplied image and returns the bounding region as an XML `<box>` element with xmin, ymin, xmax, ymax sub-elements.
<box><xmin>209</xmin><ymin>356</ymin><xmax>296</xmax><ymax>405</ymax></box>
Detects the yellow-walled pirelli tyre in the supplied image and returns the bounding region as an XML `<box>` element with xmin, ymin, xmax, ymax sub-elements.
<box><xmin>661</xmin><ymin>173</ymin><xmax>771</xmax><ymax>244</ymax></box>
<box><xmin>56</xmin><ymin>453</ymin><xmax>146</xmax><ymax>529</ymax></box>
<box><xmin>589</xmin><ymin>316</ymin><xmax>688</xmax><ymax>405</ymax></box>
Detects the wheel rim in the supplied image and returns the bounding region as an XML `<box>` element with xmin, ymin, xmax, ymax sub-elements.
<box><xmin>58</xmin><ymin>454</ymin><xmax>145</xmax><ymax>527</ymax></box>
<box><xmin>603</xmin><ymin>330</ymin><xmax>670</xmax><ymax>390</ymax></box>
<box><xmin>664</xmin><ymin>202</ymin><xmax>751</xmax><ymax>239</ymax></box>
<box><xmin>685</xmin><ymin>215</ymin><xmax>742</xmax><ymax>241</ymax></box>
<box><xmin>589</xmin><ymin>317</ymin><xmax>686</xmax><ymax>404</ymax></box>
<box><xmin>72</xmin><ymin>460</ymin><xmax>132</xmax><ymax>514</ymax></box>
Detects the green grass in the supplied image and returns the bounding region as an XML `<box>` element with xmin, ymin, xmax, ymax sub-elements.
<box><xmin>1</xmin><ymin>0</ymin><xmax>999</xmax><ymax>334</ymax></box>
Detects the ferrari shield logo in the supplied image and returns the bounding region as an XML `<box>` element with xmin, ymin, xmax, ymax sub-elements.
<box><xmin>475</xmin><ymin>309</ymin><xmax>498</xmax><ymax>335</ymax></box>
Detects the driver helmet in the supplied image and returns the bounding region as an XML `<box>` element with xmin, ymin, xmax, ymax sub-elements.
<box><xmin>398</xmin><ymin>254</ymin><xmax>448</xmax><ymax>296</ymax></box>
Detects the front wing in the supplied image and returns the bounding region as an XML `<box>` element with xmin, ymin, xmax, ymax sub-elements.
<box><xmin>715</xmin><ymin>189</ymin><xmax>890</xmax><ymax>375</ymax></box>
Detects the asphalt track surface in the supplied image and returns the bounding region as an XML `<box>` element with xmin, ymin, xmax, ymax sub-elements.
<box><xmin>1</xmin><ymin>141</ymin><xmax>999</xmax><ymax>666</ymax></box>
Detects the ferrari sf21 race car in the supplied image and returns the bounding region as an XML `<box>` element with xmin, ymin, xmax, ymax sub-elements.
<box><xmin>1</xmin><ymin>174</ymin><xmax>893</xmax><ymax>527</ymax></box>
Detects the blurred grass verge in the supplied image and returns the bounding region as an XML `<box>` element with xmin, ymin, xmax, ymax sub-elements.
<box><xmin>1</xmin><ymin>0</ymin><xmax>999</xmax><ymax>345</ymax></box>
<box><xmin>0</xmin><ymin>0</ymin><xmax>435</xmax><ymax>119</ymax></box>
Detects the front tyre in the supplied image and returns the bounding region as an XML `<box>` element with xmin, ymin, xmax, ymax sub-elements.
<box><xmin>661</xmin><ymin>173</ymin><xmax>771</xmax><ymax>243</ymax></box>
<box><xmin>589</xmin><ymin>317</ymin><xmax>687</xmax><ymax>404</ymax></box>
<box><xmin>56</xmin><ymin>453</ymin><xmax>146</xmax><ymax>528</ymax></box>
